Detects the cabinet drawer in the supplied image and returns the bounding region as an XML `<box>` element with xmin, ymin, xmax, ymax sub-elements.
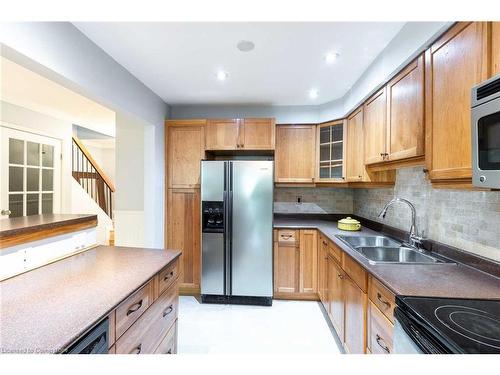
<box><xmin>115</xmin><ymin>280</ymin><xmax>153</xmax><ymax>339</ymax></box>
<box><xmin>116</xmin><ymin>281</ymin><xmax>179</xmax><ymax>354</ymax></box>
<box><xmin>342</xmin><ymin>254</ymin><xmax>368</xmax><ymax>293</ymax></box>
<box><xmin>368</xmin><ymin>276</ymin><xmax>395</xmax><ymax>323</ymax></box>
<box><xmin>277</xmin><ymin>230</ymin><xmax>298</xmax><ymax>246</ymax></box>
<box><xmin>327</xmin><ymin>241</ymin><xmax>342</xmax><ymax>264</ymax></box>
<box><xmin>368</xmin><ymin>301</ymin><xmax>394</xmax><ymax>354</ymax></box>
<box><xmin>154</xmin><ymin>320</ymin><xmax>178</xmax><ymax>354</ymax></box>
<box><xmin>158</xmin><ymin>260</ymin><xmax>179</xmax><ymax>297</ymax></box>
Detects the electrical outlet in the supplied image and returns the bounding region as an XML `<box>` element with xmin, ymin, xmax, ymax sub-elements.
<box><xmin>296</xmin><ymin>196</ymin><xmax>302</xmax><ymax>204</ymax></box>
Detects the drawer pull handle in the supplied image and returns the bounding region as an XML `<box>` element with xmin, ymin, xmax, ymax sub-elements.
<box><xmin>130</xmin><ymin>343</ymin><xmax>142</xmax><ymax>354</ymax></box>
<box><xmin>163</xmin><ymin>271</ymin><xmax>174</xmax><ymax>281</ymax></box>
<box><xmin>376</xmin><ymin>334</ymin><xmax>390</xmax><ymax>353</ymax></box>
<box><xmin>280</xmin><ymin>234</ymin><xmax>292</xmax><ymax>240</ymax></box>
<box><xmin>377</xmin><ymin>293</ymin><xmax>391</xmax><ymax>309</ymax></box>
<box><xmin>126</xmin><ymin>300</ymin><xmax>143</xmax><ymax>316</ymax></box>
<box><xmin>162</xmin><ymin>304</ymin><xmax>174</xmax><ymax>318</ymax></box>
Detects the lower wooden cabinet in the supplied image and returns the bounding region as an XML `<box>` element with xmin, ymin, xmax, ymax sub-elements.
<box><xmin>367</xmin><ymin>276</ymin><xmax>396</xmax><ymax>354</ymax></box>
<box><xmin>276</xmin><ymin>228</ymin><xmax>398</xmax><ymax>354</ymax></box>
<box><xmin>367</xmin><ymin>301</ymin><xmax>393</xmax><ymax>354</ymax></box>
<box><xmin>274</xmin><ymin>230</ymin><xmax>300</xmax><ymax>295</ymax></box>
<box><xmin>299</xmin><ymin>230</ymin><xmax>318</xmax><ymax>294</ymax></box>
<box><xmin>318</xmin><ymin>234</ymin><xmax>329</xmax><ymax>310</ymax></box>
<box><xmin>109</xmin><ymin>259</ymin><xmax>180</xmax><ymax>354</ymax></box>
<box><xmin>327</xmin><ymin>256</ymin><xmax>345</xmax><ymax>341</ymax></box>
<box><xmin>343</xmin><ymin>274</ymin><xmax>367</xmax><ymax>354</ymax></box>
<box><xmin>115</xmin><ymin>280</ymin><xmax>179</xmax><ymax>354</ymax></box>
<box><xmin>154</xmin><ymin>321</ymin><xmax>178</xmax><ymax>354</ymax></box>
<box><xmin>273</xmin><ymin>229</ymin><xmax>318</xmax><ymax>300</ymax></box>
<box><xmin>166</xmin><ymin>189</ymin><xmax>201</xmax><ymax>293</ymax></box>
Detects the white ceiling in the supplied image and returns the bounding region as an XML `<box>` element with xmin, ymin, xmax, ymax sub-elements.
<box><xmin>1</xmin><ymin>57</ymin><xmax>116</xmax><ymax>137</ymax></box>
<box><xmin>74</xmin><ymin>22</ymin><xmax>405</xmax><ymax>106</ymax></box>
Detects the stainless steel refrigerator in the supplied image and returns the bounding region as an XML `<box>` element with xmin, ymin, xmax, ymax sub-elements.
<box><xmin>200</xmin><ymin>160</ymin><xmax>273</xmax><ymax>306</ymax></box>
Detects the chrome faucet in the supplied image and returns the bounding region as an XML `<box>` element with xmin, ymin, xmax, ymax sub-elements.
<box><xmin>378</xmin><ymin>198</ymin><xmax>424</xmax><ymax>249</ymax></box>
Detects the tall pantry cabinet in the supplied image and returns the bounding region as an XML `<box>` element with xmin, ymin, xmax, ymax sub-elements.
<box><xmin>166</xmin><ymin>120</ymin><xmax>205</xmax><ymax>294</ymax></box>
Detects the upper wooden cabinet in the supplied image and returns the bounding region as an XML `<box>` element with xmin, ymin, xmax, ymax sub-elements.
<box><xmin>240</xmin><ymin>118</ymin><xmax>275</xmax><ymax>150</ymax></box>
<box><xmin>316</xmin><ymin>120</ymin><xmax>346</xmax><ymax>183</ymax></box>
<box><xmin>493</xmin><ymin>22</ymin><xmax>500</xmax><ymax>76</ymax></box>
<box><xmin>386</xmin><ymin>54</ymin><xmax>425</xmax><ymax>162</ymax></box>
<box><xmin>425</xmin><ymin>22</ymin><xmax>490</xmax><ymax>185</ymax></box>
<box><xmin>363</xmin><ymin>88</ymin><xmax>387</xmax><ymax>165</ymax></box>
<box><xmin>205</xmin><ymin>119</ymin><xmax>240</xmax><ymax>150</ymax></box>
<box><xmin>166</xmin><ymin>120</ymin><xmax>206</xmax><ymax>189</ymax></box>
<box><xmin>345</xmin><ymin>108</ymin><xmax>365</xmax><ymax>182</ymax></box>
<box><xmin>205</xmin><ymin>118</ymin><xmax>275</xmax><ymax>150</ymax></box>
<box><xmin>275</xmin><ymin>125</ymin><xmax>316</xmax><ymax>184</ymax></box>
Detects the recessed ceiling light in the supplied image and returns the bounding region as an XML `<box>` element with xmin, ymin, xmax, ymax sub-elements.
<box><xmin>309</xmin><ymin>89</ymin><xmax>319</xmax><ymax>99</ymax></box>
<box><xmin>325</xmin><ymin>51</ymin><xmax>340</xmax><ymax>64</ymax></box>
<box><xmin>237</xmin><ymin>40</ymin><xmax>255</xmax><ymax>52</ymax></box>
<box><xmin>216</xmin><ymin>70</ymin><xmax>228</xmax><ymax>81</ymax></box>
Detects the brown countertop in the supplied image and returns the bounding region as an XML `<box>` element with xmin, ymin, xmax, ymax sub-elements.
<box><xmin>0</xmin><ymin>214</ymin><xmax>98</xmax><ymax>248</ymax></box>
<box><xmin>274</xmin><ymin>217</ymin><xmax>500</xmax><ymax>299</ymax></box>
<box><xmin>0</xmin><ymin>246</ymin><xmax>181</xmax><ymax>353</ymax></box>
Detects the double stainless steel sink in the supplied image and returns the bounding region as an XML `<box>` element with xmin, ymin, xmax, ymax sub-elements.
<box><xmin>336</xmin><ymin>235</ymin><xmax>450</xmax><ymax>265</ymax></box>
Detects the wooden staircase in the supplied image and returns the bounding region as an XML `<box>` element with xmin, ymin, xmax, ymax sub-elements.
<box><xmin>72</xmin><ymin>136</ymin><xmax>115</xmax><ymax>219</ymax></box>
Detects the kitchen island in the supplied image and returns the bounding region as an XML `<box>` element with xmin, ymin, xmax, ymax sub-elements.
<box><xmin>0</xmin><ymin>245</ymin><xmax>181</xmax><ymax>354</ymax></box>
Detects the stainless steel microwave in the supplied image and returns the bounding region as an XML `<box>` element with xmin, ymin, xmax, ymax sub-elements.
<box><xmin>471</xmin><ymin>74</ymin><xmax>500</xmax><ymax>189</ymax></box>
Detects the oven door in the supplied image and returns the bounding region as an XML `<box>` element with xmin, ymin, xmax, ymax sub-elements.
<box><xmin>393</xmin><ymin>316</ymin><xmax>424</xmax><ymax>354</ymax></box>
<box><xmin>472</xmin><ymin>97</ymin><xmax>500</xmax><ymax>188</ymax></box>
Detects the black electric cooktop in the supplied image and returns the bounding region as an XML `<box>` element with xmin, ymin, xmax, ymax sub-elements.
<box><xmin>396</xmin><ymin>296</ymin><xmax>500</xmax><ymax>354</ymax></box>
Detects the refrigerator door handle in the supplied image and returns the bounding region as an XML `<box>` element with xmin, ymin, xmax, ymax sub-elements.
<box><xmin>227</xmin><ymin>161</ymin><xmax>233</xmax><ymax>295</ymax></box>
<box><xmin>223</xmin><ymin>161</ymin><xmax>232</xmax><ymax>296</ymax></box>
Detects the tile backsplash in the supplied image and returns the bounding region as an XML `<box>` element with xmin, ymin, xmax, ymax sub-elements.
<box><xmin>274</xmin><ymin>167</ymin><xmax>500</xmax><ymax>262</ymax></box>
<box><xmin>274</xmin><ymin>187</ymin><xmax>353</xmax><ymax>214</ymax></box>
<box><xmin>353</xmin><ymin>167</ymin><xmax>500</xmax><ymax>262</ymax></box>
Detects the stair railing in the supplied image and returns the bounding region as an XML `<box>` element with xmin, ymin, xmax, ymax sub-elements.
<box><xmin>72</xmin><ymin>136</ymin><xmax>115</xmax><ymax>219</ymax></box>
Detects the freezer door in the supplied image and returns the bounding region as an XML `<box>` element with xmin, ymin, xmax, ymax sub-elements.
<box><xmin>230</xmin><ymin>161</ymin><xmax>273</xmax><ymax>297</ymax></box>
<box><xmin>201</xmin><ymin>161</ymin><xmax>226</xmax><ymax>295</ymax></box>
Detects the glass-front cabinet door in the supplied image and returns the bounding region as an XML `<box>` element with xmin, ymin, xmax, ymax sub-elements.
<box><xmin>316</xmin><ymin>120</ymin><xmax>346</xmax><ymax>182</ymax></box>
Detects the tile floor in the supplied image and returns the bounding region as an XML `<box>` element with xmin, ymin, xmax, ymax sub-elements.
<box><xmin>177</xmin><ymin>296</ymin><xmax>342</xmax><ymax>354</ymax></box>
